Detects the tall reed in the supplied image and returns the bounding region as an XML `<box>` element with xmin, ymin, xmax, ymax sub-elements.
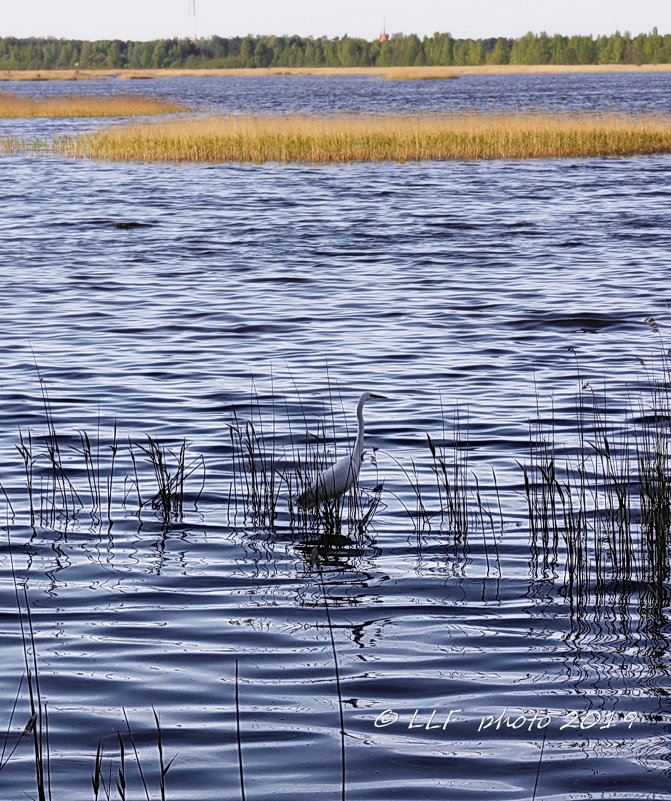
<box><xmin>3</xmin><ymin>543</ymin><xmax>52</xmax><ymax>801</ymax></box>
<box><xmin>319</xmin><ymin>572</ymin><xmax>346</xmax><ymax>801</ymax></box>
<box><xmin>132</xmin><ymin>435</ymin><xmax>204</xmax><ymax>524</ymax></box>
<box><xmin>426</xmin><ymin>407</ymin><xmax>470</xmax><ymax>536</ymax></box>
<box><xmin>234</xmin><ymin>661</ymin><xmax>246</xmax><ymax>801</ymax></box>
<box><xmin>227</xmin><ymin>410</ymin><xmax>283</xmax><ymax>529</ymax></box>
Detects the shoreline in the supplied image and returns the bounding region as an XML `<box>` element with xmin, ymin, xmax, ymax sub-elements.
<box><xmin>2</xmin><ymin>64</ymin><xmax>671</xmax><ymax>81</ymax></box>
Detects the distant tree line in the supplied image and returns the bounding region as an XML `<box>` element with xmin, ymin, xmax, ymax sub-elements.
<box><xmin>1</xmin><ymin>29</ymin><xmax>670</xmax><ymax>70</ymax></box>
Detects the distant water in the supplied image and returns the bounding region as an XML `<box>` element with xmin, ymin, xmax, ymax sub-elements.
<box><xmin>3</xmin><ymin>69</ymin><xmax>671</xmax><ymax>115</ymax></box>
<box><xmin>0</xmin><ymin>74</ymin><xmax>670</xmax><ymax>800</ymax></box>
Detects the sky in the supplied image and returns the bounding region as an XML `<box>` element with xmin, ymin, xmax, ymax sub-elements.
<box><xmin>1</xmin><ymin>0</ymin><xmax>668</xmax><ymax>42</ymax></box>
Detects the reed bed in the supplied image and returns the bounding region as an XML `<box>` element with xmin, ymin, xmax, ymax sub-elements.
<box><xmin>0</xmin><ymin>91</ymin><xmax>188</xmax><ymax>118</ymax></box>
<box><xmin>55</xmin><ymin>112</ymin><xmax>671</xmax><ymax>163</ymax></box>
<box><xmin>377</xmin><ymin>70</ymin><xmax>458</xmax><ymax>80</ymax></box>
<box><xmin>0</xmin><ymin>136</ymin><xmax>32</xmax><ymax>153</ymax></box>
<box><xmin>0</xmin><ymin>70</ymin><xmax>110</xmax><ymax>81</ymax></box>
<box><xmin>4</xmin><ymin>65</ymin><xmax>671</xmax><ymax>81</ymax></box>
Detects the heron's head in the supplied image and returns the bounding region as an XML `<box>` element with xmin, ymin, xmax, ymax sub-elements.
<box><xmin>359</xmin><ymin>391</ymin><xmax>387</xmax><ymax>404</ymax></box>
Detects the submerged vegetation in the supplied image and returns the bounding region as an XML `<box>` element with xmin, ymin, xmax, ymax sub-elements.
<box><xmin>0</xmin><ymin>91</ymin><xmax>188</xmax><ymax>118</ymax></box>
<box><xmin>49</xmin><ymin>112</ymin><xmax>671</xmax><ymax>163</ymax></box>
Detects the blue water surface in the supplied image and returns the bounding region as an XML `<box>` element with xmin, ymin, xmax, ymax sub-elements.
<box><xmin>0</xmin><ymin>73</ymin><xmax>670</xmax><ymax>801</ymax></box>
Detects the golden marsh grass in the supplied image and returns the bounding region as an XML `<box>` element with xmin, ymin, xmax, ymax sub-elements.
<box><xmin>54</xmin><ymin>112</ymin><xmax>671</xmax><ymax>163</ymax></box>
<box><xmin>0</xmin><ymin>92</ymin><xmax>188</xmax><ymax>118</ymax></box>
<box><xmin>378</xmin><ymin>69</ymin><xmax>458</xmax><ymax>80</ymax></box>
<box><xmin>3</xmin><ymin>65</ymin><xmax>671</xmax><ymax>80</ymax></box>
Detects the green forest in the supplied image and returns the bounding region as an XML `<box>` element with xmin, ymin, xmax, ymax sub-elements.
<box><xmin>1</xmin><ymin>29</ymin><xmax>670</xmax><ymax>70</ymax></box>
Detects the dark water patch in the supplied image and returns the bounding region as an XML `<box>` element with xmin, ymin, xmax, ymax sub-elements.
<box><xmin>50</xmin><ymin>217</ymin><xmax>157</xmax><ymax>229</ymax></box>
<box><xmin>248</xmin><ymin>275</ymin><xmax>314</xmax><ymax>284</ymax></box>
<box><xmin>114</xmin><ymin>220</ymin><xmax>155</xmax><ymax>229</ymax></box>
<box><xmin>510</xmin><ymin>311</ymin><xmax>638</xmax><ymax>333</ymax></box>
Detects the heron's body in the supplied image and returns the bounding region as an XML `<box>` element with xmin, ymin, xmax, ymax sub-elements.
<box><xmin>297</xmin><ymin>391</ymin><xmax>385</xmax><ymax>508</ymax></box>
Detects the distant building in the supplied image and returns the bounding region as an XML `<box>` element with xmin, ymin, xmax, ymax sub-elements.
<box><xmin>379</xmin><ymin>32</ymin><xmax>389</xmax><ymax>43</ymax></box>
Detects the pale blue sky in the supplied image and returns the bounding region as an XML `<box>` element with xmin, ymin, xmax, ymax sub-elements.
<box><xmin>2</xmin><ymin>0</ymin><xmax>668</xmax><ymax>41</ymax></box>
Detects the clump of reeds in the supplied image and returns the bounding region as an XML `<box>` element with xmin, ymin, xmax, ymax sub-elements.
<box><xmin>426</xmin><ymin>412</ymin><xmax>471</xmax><ymax>537</ymax></box>
<box><xmin>0</xmin><ymin>91</ymin><xmax>188</xmax><ymax>118</ymax></box>
<box><xmin>427</xmin><ymin>410</ymin><xmax>502</xmax><ymax>571</ymax></box>
<box><xmin>293</xmin><ymin>473</ymin><xmax>384</xmax><ymax>538</ymax></box>
<box><xmin>519</xmin><ymin>389</ymin><xmax>564</xmax><ymax>580</ymax></box>
<box><xmin>0</xmin><ymin>136</ymin><xmax>31</xmax><ymax>153</ymax></box>
<box><xmin>635</xmin><ymin>318</ymin><xmax>671</xmax><ymax>585</ymax></box>
<box><xmin>227</xmin><ymin>412</ymin><xmax>283</xmax><ymax>529</ymax></box>
<box><xmin>131</xmin><ymin>435</ymin><xmax>204</xmax><ymax>524</ymax></box>
<box><xmin>522</xmin><ymin>328</ymin><xmax>671</xmax><ymax>605</ymax></box>
<box><xmin>2</xmin><ymin>372</ymin><xmax>204</xmax><ymax>529</ymax></box>
<box><xmin>377</xmin><ymin>70</ymin><xmax>458</xmax><ymax>80</ymax></box>
<box><xmin>379</xmin><ymin>402</ymin><xmax>502</xmax><ymax>576</ymax></box>
<box><xmin>52</xmin><ymin>112</ymin><xmax>671</xmax><ymax>163</ymax></box>
<box><xmin>10</xmin><ymin>420</ymin><xmax>203</xmax><ymax>528</ymax></box>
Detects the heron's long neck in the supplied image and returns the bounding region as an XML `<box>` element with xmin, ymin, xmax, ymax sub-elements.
<box><xmin>353</xmin><ymin>398</ymin><xmax>366</xmax><ymax>462</ymax></box>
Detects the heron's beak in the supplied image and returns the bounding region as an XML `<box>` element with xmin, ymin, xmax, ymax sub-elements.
<box><xmin>370</xmin><ymin>393</ymin><xmax>388</xmax><ymax>399</ymax></box>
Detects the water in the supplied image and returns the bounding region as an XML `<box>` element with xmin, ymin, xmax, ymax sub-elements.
<box><xmin>0</xmin><ymin>74</ymin><xmax>670</xmax><ymax>801</ymax></box>
<box><xmin>4</xmin><ymin>70</ymin><xmax>671</xmax><ymax>114</ymax></box>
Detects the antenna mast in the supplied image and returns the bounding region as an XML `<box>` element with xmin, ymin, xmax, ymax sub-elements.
<box><xmin>188</xmin><ymin>0</ymin><xmax>198</xmax><ymax>41</ymax></box>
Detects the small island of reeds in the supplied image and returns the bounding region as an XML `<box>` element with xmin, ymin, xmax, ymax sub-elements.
<box><xmin>377</xmin><ymin>69</ymin><xmax>458</xmax><ymax>80</ymax></box>
<box><xmin>0</xmin><ymin>91</ymin><xmax>189</xmax><ymax>118</ymax></box>
<box><xmin>53</xmin><ymin>112</ymin><xmax>671</xmax><ymax>163</ymax></box>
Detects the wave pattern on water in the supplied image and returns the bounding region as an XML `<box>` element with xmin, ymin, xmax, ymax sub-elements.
<box><xmin>1</xmin><ymin>75</ymin><xmax>671</xmax><ymax>801</ymax></box>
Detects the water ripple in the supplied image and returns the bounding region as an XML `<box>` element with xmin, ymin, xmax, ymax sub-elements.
<box><xmin>1</xmin><ymin>74</ymin><xmax>670</xmax><ymax>801</ymax></box>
